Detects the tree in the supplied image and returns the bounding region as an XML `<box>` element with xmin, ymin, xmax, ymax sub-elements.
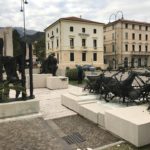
<box><xmin>34</xmin><ymin>36</ymin><xmax>45</xmax><ymax>62</ymax></box>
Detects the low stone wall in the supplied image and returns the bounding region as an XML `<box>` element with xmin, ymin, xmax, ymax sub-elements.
<box><xmin>0</xmin><ymin>100</ymin><xmax>39</xmax><ymax>119</ymax></box>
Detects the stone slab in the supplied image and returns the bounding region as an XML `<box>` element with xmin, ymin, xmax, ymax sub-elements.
<box><xmin>61</xmin><ymin>93</ymin><xmax>98</xmax><ymax>113</ymax></box>
<box><xmin>0</xmin><ymin>100</ymin><xmax>39</xmax><ymax>119</ymax></box>
<box><xmin>105</xmin><ymin>105</ymin><xmax>150</xmax><ymax>147</ymax></box>
<box><xmin>79</xmin><ymin>102</ymin><xmax>113</xmax><ymax>125</ymax></box>
<box><xmin>47</xmin><ymin>76</ymin><xmax>68</xmax><ymax>90</ymax></box>
<box><xmin>26</xmin><ymin>74</ymin><xmax>52</xmax><ymax>88</ymax></box>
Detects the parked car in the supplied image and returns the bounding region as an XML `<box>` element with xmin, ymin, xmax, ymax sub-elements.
<box><xmin>82</xmin><ymin>65</ymin><xmax>96</xmax><ymax>71</ymax></box>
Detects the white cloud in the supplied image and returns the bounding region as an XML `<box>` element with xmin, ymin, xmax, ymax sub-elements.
<box><xmin>1</xmin><ymin>0</ymin><xmax>150</xmax><ymax>31</ymax></box>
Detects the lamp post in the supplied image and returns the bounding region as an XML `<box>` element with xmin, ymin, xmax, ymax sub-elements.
<box><xmin>20</xmin><ymin>0</ymin><xmax>28</xmax><ymax>40</ymax></box>
<box><xmin>20</xmin><ymin>0</ymin><xmax>28</xmax><ymax>99</ymax></box>
<box><xmin>109</xmin><ymin>11</ymin><xmax>124</xmax><ymax>69</ymax></box>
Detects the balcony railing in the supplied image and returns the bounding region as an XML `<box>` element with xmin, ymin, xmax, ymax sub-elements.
<box><xmin>131</xmin><ymin>51</ymin><xmax>150</xmax><ymax>55</ymax></box>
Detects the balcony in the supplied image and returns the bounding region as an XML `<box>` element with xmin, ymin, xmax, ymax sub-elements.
<box><xmin>131</xmin><ymin>51</ymin><xmax>150</xmax><ymax>56</ymax></box>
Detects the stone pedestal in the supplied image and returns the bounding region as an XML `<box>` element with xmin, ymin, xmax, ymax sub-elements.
<box><xmin>26</xmin><ymin>74</ymin><xmax>52</xmax><ymax>88</ymax></box>
<box><xmin>105</xmin><ymin>105</ymin><xmax>150</xmax><ymax>147</ymax></box>
<box><xmin>0</xmin><ymin>100</ymin><xmax>39</xmax><ymax>119</ymax></box>
<box><xmin>47</xmin><ymin>76</ymin><xmax>68</xmax><ymax>89</ymax></box>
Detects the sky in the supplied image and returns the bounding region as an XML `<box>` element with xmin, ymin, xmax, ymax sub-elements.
<box><xmin>1</xmin><ymin>0</ymin><xmax>150</xmax><ymax>31</ymax></box>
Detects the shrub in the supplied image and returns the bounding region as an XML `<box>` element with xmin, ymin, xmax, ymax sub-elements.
<box><xmin>65</xmin><ymin>68</ymin><xmax>85</xmax><ymax>81</ymax></box>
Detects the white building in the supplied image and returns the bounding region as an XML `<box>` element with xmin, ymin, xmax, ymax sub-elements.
<box><xmin>45</xmin><ymin>16</ymin><xmax>104</xmax><ymax>69</ymax></box>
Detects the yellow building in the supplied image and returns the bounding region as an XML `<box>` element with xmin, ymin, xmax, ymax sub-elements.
<box><xmin>104</xmin><ymin>19</ymin><xmax>150</xmax><ymax>69</ymax></box>
<box><xmin>45</xmin><ymin>17</ymin><xmax>104</xmax><ymax>70</ymax></box>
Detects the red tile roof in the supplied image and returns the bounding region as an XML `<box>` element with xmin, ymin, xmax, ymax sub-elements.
<box><xmin>45</xmin><ymin>16</ymin><xmax>104</xmax><ymax>30</ymax></box>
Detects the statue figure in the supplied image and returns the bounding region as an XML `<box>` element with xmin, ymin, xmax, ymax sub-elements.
<box><xmin>41</xmin><ymin>53</ymin><xmax>58</xmax><ymax>76</ymax></box>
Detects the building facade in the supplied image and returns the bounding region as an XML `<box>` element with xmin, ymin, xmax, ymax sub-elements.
<box><xmin>0</xmin><ymin>27</ymin><xmax>13</xmax><ymax>56</ymax></box>
<box><xmin>104</xmin><ymin>19</ymin><xmax>150</xmax><ymax>69</ymax></box>
<box><xmin>45</xmin><ymin>17</ymin><xmax>104</xmax><ymax>69</ymax></box>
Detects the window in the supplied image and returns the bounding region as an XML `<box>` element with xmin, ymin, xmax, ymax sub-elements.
<box><xmin>48</xmin><ymin>43</ymin><xmax>49</xmax><ymax>49</ymax></box>
<box><xmin>104</xmin><ymin>59</ymin><xmax>107</xmax><ymax>64</ymax></box>
<box><xmin>93</xmin><ymin>29</ymin><xmax>97</xmax><ymax>34</ymax></box>
<box><xmin>70</xmin><ymin>38</ymin><xmax>74</xmax><ymax>48</ymax></box>
<box><xmin>70</xmin><ymin>52</ymin><xmax>74</xmax><ymax>61</ymax></box>
<box><xmin>125</xmin><ymin>44</ymin><xmax>128</xmax><ymax>51</ymax></box>
<box><xmin>93</xmin><ymin>53</ymin><xmax>97</xmax><ymax>61</ymax></box>
<box><xmin>146</xmin><ymin>34</ymin><xmax>148</xmax><ymax>41</ymax></box>
<box><xmin>132</xmin><ymin>45</ymin><xmax>135</xmax><ymax>51</ymax></box>
<box><xmin>145</xmin><ymin>58</ymin><xmax>148</xmax><ymax>67</ymax></box>
<box><xmin>139</xmin><ymin>34</ymin><xmax>141</xmax><ymax>40</ymax></box>
<box><xmin>82</xmin><ymin>39</ymin><xmax>86</xmax><ymax>47</ymax></box>
<box><xmin>104</xmin><ymin>46</ymin><xmax>106</xmax><ymax>53</ymax></box>
<box><xmin>51</xmin><ymin>41</ymin><xmax>53</xmax><ymax>49</ymax></box>
<box><xmin>112</xmin><ymin>25</ymin><xmax>114</xmax><ymax>30</ymax></box>
<box><xmin>104</xmin><ymin>36</ymin><xmax>106</xmax><ymax>40</ymax></box>
<box><xmin>56</xmin><ymin>28</ymin><xmax>58</xmax><ymax>33</ymax></box>
<box><xmin>145</xmin><ymin>45</ymin><xmax>148</xmax><ymax>52</ymax></box>
<box><xmin>70</xmin><ymin>26</ymin><xmax>74</xmax><ymax>32</ymax></box>
<box><xmin>52</xmin><ymin>31</ymin><xmax>53</xmax><ymax>35</ymax></box>
<box><xmin>132</xmin><ymin>33</ymin><xmax>135</xmax><ymax>40</ymax></box>
<box><xmin>82</xmin><ymin>28</ymin><xmax>85</xmax><ymax>33</ymax></box>
<box><xmin>47</xmin><ymin>33</ymin><xmax>49</xmax><ymax>37</ymax></box>
<box><xmin>57</xmin><ymin>39</ymin><xmax>59</xmax><ymax>47</ymax></box>
<box><xmin>132</xmin><ymin>24</ymin><xmax>135</xmax><ymax>29</ymax></box>
<box><xmin>82</xmin><ymin>53</ymin><xmax>86</xmax><ymax>61</ymax></box>
<box><xmin>57</xmin><ymin>53</ymin><xmax>59</xmax><ymax>63</ymax></box>
<box><xmin>125</xmin><ymin>23</ymin><xmax>128</xmax><ymax>29</ymax></box>
<box><xmin>125</xmin><ymin>32</ymin><xmax>128</xmax><ymax>40</ymax></box>
<box><xmin>112</xmin><ymin>44</ymin><xmax>115</xmax><ymax>52</ymax></box>
<box><xmin>93</xmin><ymin>39</ymin><xmax>97</xmax><ymax>48</ymax></box>
<box><xmin>146</xmin><ymin>26</ymin><xmax>148</xmax><ymax>31</ymax></box>
<box><xmin>139</xmin><ymin>45</ymin><xmax>141</xmax><ymax>52</ymax></box>
<box><xmin>139</xmin><ymin>25</ymin><xmax>142</xmax><ymax>30</ymax></box>
<box><xmin>112</xmin><ymin>33</ymin><xmax>115</xmax><ymax>40</ymax></box>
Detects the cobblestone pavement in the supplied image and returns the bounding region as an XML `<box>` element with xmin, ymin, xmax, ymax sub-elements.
<box><xmin>0</xmin><ymin>117</ymin><xmax>73</xmax><ymax>150</ymax></box>
<box><xmin>53</xmin><ymin>115</ymin><xmax>120</xmax><ymax>150</ymax></box>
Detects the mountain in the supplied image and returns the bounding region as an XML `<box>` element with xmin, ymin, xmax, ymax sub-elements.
<box><xmin>13</xmin><ymin>27</ymin><xmax>45</xmax><ymax>43</ymax></box>
<box><xmin>25</xmin><ymin>32</ymin><xmax>45</xmax><ymax>43</ymax></box>
<box><xmin>13</xmin><ymin>27</ymin><xmax>39</xmax><ymax>37</ymax></box>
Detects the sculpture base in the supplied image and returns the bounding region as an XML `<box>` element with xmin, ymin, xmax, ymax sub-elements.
<box><xmin>61</xmin><ymin>92</ymin><xmax>150</xmax><ymax>147</ymax></box>
<box><xmin>0</xmin><ymin>99</ymin><xmax>39</xmax><ymax>119</ymax></box>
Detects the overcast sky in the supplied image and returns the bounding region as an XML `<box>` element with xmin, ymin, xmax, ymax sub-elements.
<box><xmin>1</xmin><ymin>0</ymin><xmax>150</xmax><ymax>31</ymax></box>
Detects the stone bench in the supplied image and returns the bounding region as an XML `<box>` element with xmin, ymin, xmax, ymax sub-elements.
<box><xmin>105</xmin><ymin>105</ymin><xmax>150</xmax><ymax>147</ymax></box>
<box><xmin>47</xmin><ymin>76</ymin><xmax>68</xmax><ymax>89</ymax></box>
<box><xmin>26</xmin><ymin>74</ymin><xmax>52</xmax><ymax>88</ymax></box>
<box><xmin>0</xmin><ymin>100</ymin><xmax>39</xmax><ymax>119</ymax></box>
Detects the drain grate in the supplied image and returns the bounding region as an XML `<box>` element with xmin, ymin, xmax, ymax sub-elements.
<box><xmin>62</xmin><ymin>132</ymin><xmax>86</xmax><ymax>145</ymax></box>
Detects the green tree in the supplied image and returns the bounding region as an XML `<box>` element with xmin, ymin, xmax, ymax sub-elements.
<box><xmin>34</xmin><ymin>36</ymin><xmax>45</xmax><ymax>62</ymax></box>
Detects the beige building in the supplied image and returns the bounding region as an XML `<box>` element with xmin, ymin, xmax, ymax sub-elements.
<box><xmin>45</xmin><ymin>17</ymin><xmax>104</xmax><ymax>69</ymax></box>
<box><xmin>104</xmin><ymin>19</ymin><xmax>150</xmax><ymax>69</ymax></box>
<box><xmin>0</xmin><ymin>27</ymin><xmax>13</xmax><ymax>56</ymax></box>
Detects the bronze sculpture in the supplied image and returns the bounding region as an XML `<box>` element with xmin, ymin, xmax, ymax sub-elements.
<box><xmin>41</xmin><ymin>53</ymin><xmax>58</xmax><ymax>76</ymax></box>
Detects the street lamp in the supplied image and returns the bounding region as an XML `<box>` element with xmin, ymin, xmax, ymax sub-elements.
<box><xmin>20</xmin><ymin>0</ymin><xmax>28</xmax><ymax>40</ymax></box>
<box><xmin>109</xmin><ymin>11</ymin><xmax>124</xmax><ymax>69</ymax></box>
<box><xmin>20</xmin><ymin>0</ymin><xmax>28</xmax><ymax>99</ymax></box>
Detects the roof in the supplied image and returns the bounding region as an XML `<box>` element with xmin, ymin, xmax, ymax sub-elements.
<box><xmin>105</xmin><ymin>19</ymin><xmax>150</xmax><ymax>27</ymax></box>
<box><xmin>45</xmin><ymin>16</ymin><xmax>104</xmax><ymax>31</ymax></box>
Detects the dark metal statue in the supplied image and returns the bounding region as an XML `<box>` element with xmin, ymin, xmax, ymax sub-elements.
<box><xmin>84</xmin><ymin>69</ymin><xmax>150</xmax><ymax>108</ymax></box>
<box><xmin>0</xmin><ymin>37</ymin><xmax>34</xmax><ymax>101</ymax></box>
<box><xmin>41</xmin><ymin>53</ymin><xmax>58</xmax><ymax>76</ymax></box>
